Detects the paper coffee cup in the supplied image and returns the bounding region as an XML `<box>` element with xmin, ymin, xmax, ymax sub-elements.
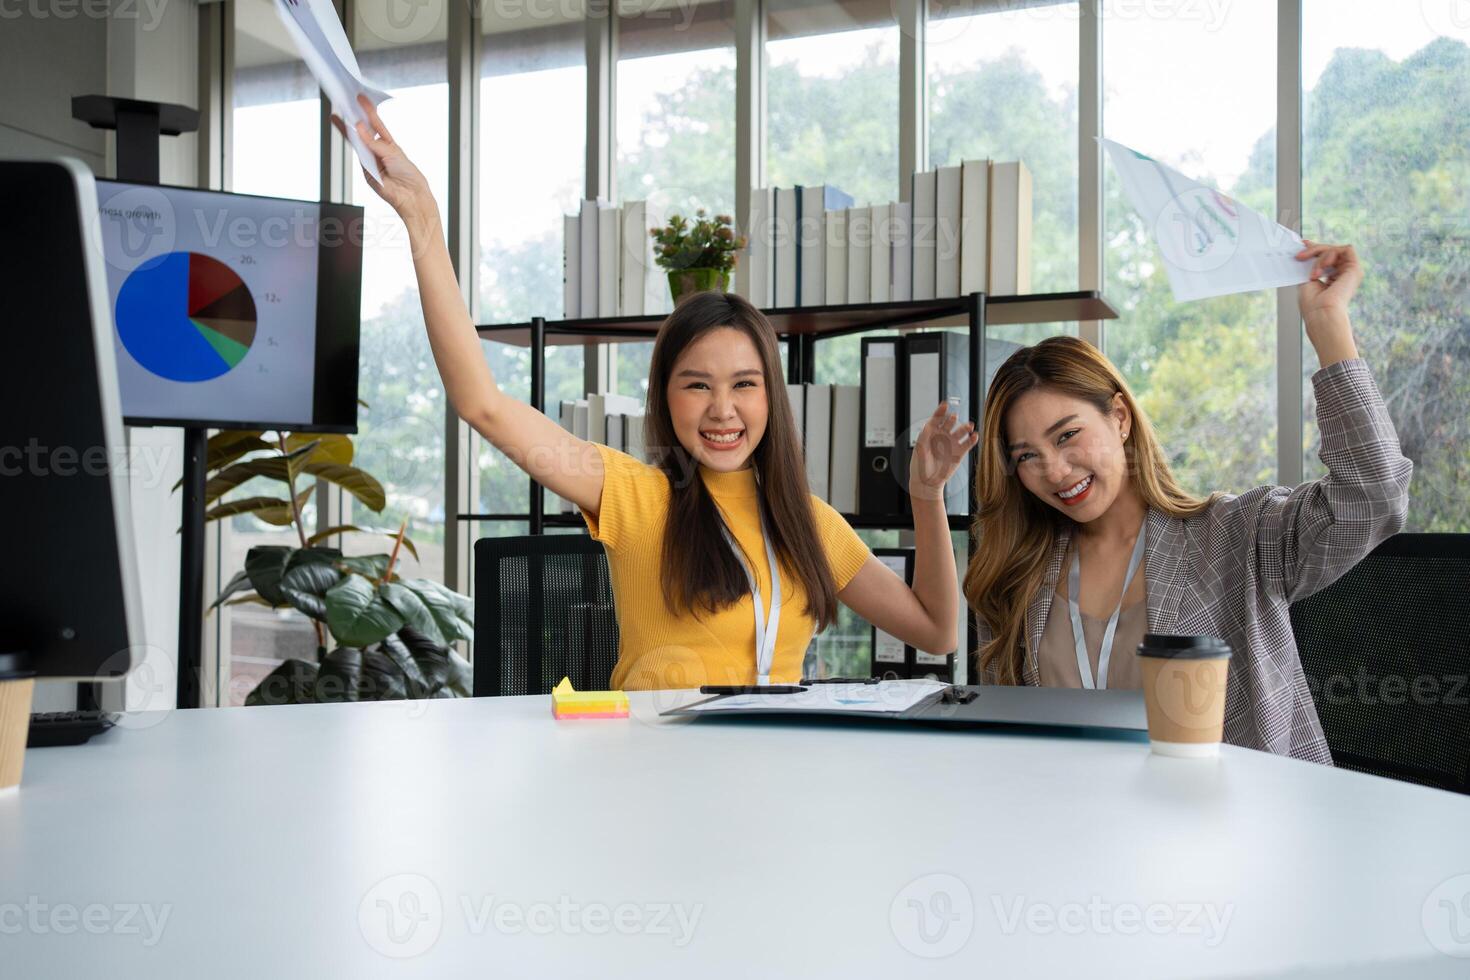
<box><xmin>0</xmin><ymin>652</ymin><xmax>37</xmax><ymax>791</ymax></box>
<box><xmin>1137</xmin><ymin>634</ymin><xmax>1231</xmax><ymax>758</ymax></box>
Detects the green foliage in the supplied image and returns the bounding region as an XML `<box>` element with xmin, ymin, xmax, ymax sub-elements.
<box><xmin>650</xmin><ymin>210</ymin><xmax>745</xmax><ymax>273</ymax></box>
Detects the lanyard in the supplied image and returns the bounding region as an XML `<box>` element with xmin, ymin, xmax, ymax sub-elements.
<box><xmin>718</xmin><ymin>508</ymin><xmax>782</xmax><ymax>685</ymax></box>
<box><xmin>1067</xmin><ymin>525</ymin><xmax>1147</xmax><ymax>690</ymax></box>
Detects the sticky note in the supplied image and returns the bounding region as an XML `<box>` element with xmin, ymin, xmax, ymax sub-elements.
<box><xmin>551</xmin><ymin>677</ymin><xmax>629</xmax><ymax>720</ymax></box>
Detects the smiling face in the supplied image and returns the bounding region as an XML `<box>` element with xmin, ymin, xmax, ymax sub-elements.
<box><xmin>1004</xmin><ymin>386</ymin><xmax>1133</xmax><ymax>522</ymax></box>
<box><xmin>665</xmin><ymin>326</ymin><xmax>770</xmax><ymax>472</ymax></box>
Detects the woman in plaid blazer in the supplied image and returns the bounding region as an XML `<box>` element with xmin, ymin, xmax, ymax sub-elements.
<box><xmin>964</xmin><ymin>243</ymin><xmax>1412</xmax><ymax>763</ymax></box>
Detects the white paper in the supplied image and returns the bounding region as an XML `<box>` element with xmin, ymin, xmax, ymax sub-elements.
<box><xmin>682</xmin><ymin>679</ymin><xmax>949</xmax><ymax>714</ymax></box>
<box><xmin>275</xmin><ymin>0</ymin><xmax>392</xmax><ymax>179</ymax></box>
<box><xmin>1100</xmin><ymin>138</ymin><xmax>1314</xmax><ymax>302</ymax></box>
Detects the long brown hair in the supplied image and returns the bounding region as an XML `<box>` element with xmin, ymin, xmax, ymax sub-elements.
<box><xmin>643</xmin><ymin>291</ymin><xmax>839</xmax><ymax>630</ymax></box>
<box><xmin>962</xmin><ymin>336</ymin><xmax>1215</xmax><ymax>684</ymax></box>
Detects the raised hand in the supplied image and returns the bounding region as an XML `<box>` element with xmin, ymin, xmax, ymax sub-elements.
<box><xmin>1296</xmin><ymin>240</ymin><xmax>1362</xmax><ymax>323</ymax></box>
<box><xmin>909</xmin><ymin>401</ymin><xmax>980</xmax><ymax>502</ymax></box>
<box><xmin>331</xmin><ymin>94</ymin><xmax>434</xmax><ymax>227</ymax></box>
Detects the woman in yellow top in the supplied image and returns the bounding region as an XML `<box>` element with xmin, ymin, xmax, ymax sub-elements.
<box><xmin>338</xmin><ymin>98</ymin><xmax>979</xmax><ymax>689</ymax></box>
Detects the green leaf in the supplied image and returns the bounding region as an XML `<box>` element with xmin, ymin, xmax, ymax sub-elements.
<box><xmin>337</xmin><ymin>554</ymin><xmax>390</xmax><ymax>579</ymax></box>
<box><xmin>305</xmin><ymin>526</ymin><xmax>420</xmax><ymax>561</ymax></box>
<box><xmin>300</xmin><ymin>462</ymin><xmax>386</xmax><ymax>512</ymax></box>
<box><xmin>246</xmin><ymin>659</ymin><xmax>318</xmax><ymax>706</ymax></box>
<box><xmin>380</xmin><ymin>582</ymin><xmax>447</xmax><ymax>648</ymax></box>
<box><xmin>325</xmin><ymin>574</ymin><xmax>405</xmax><ymax>647</ymax></box>
<box><xmin>399</xmin><ymin>626</ymin><xmax>472</xmax><ymax>698</ymax></box>
<box><xmin>225</xmin><ymin>594</ymin><xmax>272</xmax><ymax>608</ymax></box>
<box><xmin>210</xmin><ymin>569</ymin><xmax>253</xmax><ymax>611</ymax></box>
<box><xmin>243</xmin><ymin>545</ymin><xmax>292</xmax><ymax>605</ymax></box>
<box><xmin>205</xmin><ymin>457</ymin><xmax>289</xmax><ymax>504</ymax></box>
<box><xmin>176</xmin><ymin>433</ymin><xmax>271</xmax><ymax>489</ymax></box>
<box><xmin>286</xmin><ymin>432</ymin><xmax>354</xmax><ymax>467</ymax></box>
<box><xmin>279</xmin><ymin>548</ymin><xmax>343</xmax><ymax>620</ymax></box>
<box><xmin>204</xmin><ymin>495</ymin><xmax>295</xmax><ymax>526</ymax></box>
<box><xmin>314</xmin><ymin>647</ymin><xmax>408</xmax><ymax>702</ymax></box>
<box><xmin>401</xmin><ymin>578</ymin><xmax>474</xmax><ymax>643</ymax></box>
<box><xmin>375</xmin><ymin>631</ymin><xmax>429</xmax><ymax>696</ymax></box>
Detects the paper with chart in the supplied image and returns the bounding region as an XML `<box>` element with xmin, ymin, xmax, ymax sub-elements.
<box><xmin>274</xmin><ymin>0</ymin><xmax>391</xmax><ymax>178</ymax></box>
<box><xmin>680</xmin><ymin>679</ymin><xmax>950</xmax><ymax>715</ymax></box>
<box><xmin>1101</xmin><ymin>138</ymin><xmax>1314</xmax><ymax>302</ymax></box>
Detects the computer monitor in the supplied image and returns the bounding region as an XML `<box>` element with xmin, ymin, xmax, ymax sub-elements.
<box><xmin>93</xmin><ymin>178</ymin><xmax>364</xmax><ymax>432</ymax></box>
<box><xmin>0</xmin><ymin>159</ymin><xmax>145</xmax><ymax>680</ymax></box>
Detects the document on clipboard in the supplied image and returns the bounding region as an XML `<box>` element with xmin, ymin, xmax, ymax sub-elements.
<box><xmin>665</xmin><ymin>679</ymin><xmax>950</xmax><ymax>716</ymax></box>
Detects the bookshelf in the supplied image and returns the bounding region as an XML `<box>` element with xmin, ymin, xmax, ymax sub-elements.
<box><xmin>464</xmin><ymin>289</ymin><xmax>1118</xmax><ymax>676</ymax></box>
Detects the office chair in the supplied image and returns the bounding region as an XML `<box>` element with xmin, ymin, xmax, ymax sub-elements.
<box><xmin>1290</xmin><ymin>533</ymin><xmax>1470</xmax><ymax>793</ymax></box>
<box><xmin>473</xmin><ymin>534</ymin><xmax>621</xmax><ymax>697</ymax></box>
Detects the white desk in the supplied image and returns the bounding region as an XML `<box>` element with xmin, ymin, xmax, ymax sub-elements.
<box><xmin>3</xmin><ymin>693</ymin><xmax>1469</xmax><ymax>978</ymax></box>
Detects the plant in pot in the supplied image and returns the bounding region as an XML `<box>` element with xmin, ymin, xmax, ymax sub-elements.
<box><xmin>650</xmin><ymin>209</ymin><xmax>746</xmax><ymax>303</ymax></box>
<box><xmin>197</xmin><ymin>430</ymin><xmax>472</xmax><ymax>705</ymax></box>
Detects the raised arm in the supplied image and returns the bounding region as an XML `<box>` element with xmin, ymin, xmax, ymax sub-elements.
<box><xmin>338</xmin><ymin>96</ymin><xmax>605</xmax><ymax>516</ymax></box>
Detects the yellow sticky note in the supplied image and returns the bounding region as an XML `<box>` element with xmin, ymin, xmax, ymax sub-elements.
<box><xmin>551</xmin><ymin>677</ymin><xmax>629</xmax><ymax>718</ymax></box>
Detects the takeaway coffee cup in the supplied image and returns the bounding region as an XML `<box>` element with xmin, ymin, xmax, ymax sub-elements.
<box><xmin>0</xmin><ymin>652</ymin><xmax>36</xmax><ymax>792</ymax></box>
<box><xmin>1137</xmin><ymin>634</ymin><xmax>1232</xmax><ymax>758</ymax></box>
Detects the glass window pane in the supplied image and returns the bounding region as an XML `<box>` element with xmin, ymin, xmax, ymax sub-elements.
<box><xmin>233</xmin><ymin>0</ymin><xmax>320</xmax><ymax>201</ymax></box>
<box><xmin>768</xmin><ymin>0</ymin><xmax>899</xmax><ymax>207</ymax></box>
<box><xmin>927</xmin><ymin>0</ymin><xmax>1078</xmax><ymax>293</ymax></box>
<box><xmin>1302</xmin><ymin>3</ymin><xmax>1470</xmax><ymax>531</ymax></box>
<box><xmin>1102</xmin><ymin>0</ymin><xmax>1277</xmax><ymax>495</ymax></box>
<box><xmin>350</xmin><ymin>25</ymin><xmax>449</xmax><ymax>583</ymax></box>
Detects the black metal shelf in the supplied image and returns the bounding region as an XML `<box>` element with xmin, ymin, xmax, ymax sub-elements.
<box><xmin>459</xmin><ymin>512</ymin><xmax>975</xmax><ymax>532</ymax></box>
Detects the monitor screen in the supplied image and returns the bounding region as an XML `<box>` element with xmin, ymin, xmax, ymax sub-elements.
<box><xmin>94</xmin><ymin>180</ymin><xmax>364</xmax><ymax>432</ymax></box>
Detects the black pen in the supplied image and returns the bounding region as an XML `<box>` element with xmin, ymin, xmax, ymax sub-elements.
<box><xmin>799</xmin><ymin>677</ymin><xmax>879</xmax><ymax>685</ymax></box>
<box><xmin>699</xmin><ymin>685</ymin><xmax>808</xmax><ymax>695</ymax></box>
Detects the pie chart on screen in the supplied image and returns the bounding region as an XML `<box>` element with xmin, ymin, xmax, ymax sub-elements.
<box><xmin>115</xmin><ymin>251</ymin><xmax>258</xmax><ymax>382</ymax></box>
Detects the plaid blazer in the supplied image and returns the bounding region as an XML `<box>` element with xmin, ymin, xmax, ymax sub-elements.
<box><xmin>981</xmin><ymin>358</ymin><xmax>1413</xmax><ymax>764</ymax></box>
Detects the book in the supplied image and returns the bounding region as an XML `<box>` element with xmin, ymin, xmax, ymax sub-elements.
<box><xmin>745</xmin><ymin>186</ymin><xmax>775</xmax><ymax>307</ymax></box>
<box><xmin>989</xmin><ymin>160</ymin><xmax>1033</xmax><ymax>296</ymax></box>
<box><xmin>563</xmin><ymin>213</ymin><xmax>580</xmax><ymax>318</ymax></box>
<box><xmin>786</xmin><ymin>382</ymin><xmax>805</xmax><ymax>444</ymax></box>
<box><xmin>891</xmin><ymin>201</ymin><xmax>913</xmax><ymax>302</ymax></box>
<box><xmin>620</xmin><ymin>200</ymin><xmax>647</xmax><ymax>316</ymax></box>
<box><xmin>804</xmin><ymin>383</ymin><xmax>832</xmax><ymax>502</ymax></box>
<box><xmin>911</xmin><ymin>170</ymin><xmax>937</xmax><ymax>301</ymax></box>
<box><xmin>870</xmin><ymin>203</ymin><xmax>892</xmax><ymax>304</ymax></box>
<box><xmin>824</xmin><ymin>207</ymin><xmax>848</xmax><ymax>306</ymax></box>
<box><xmin>579</xmin><ymin>199</ymin><xmax>599</xmax><ymax>317</ymax></box>
<box><xmin>607</xmin><ymin>413</ymin><xmax>624</xmax><ymax>452</ymax></box>
<box><xmin>597</xmin><ymin>201</ymin><xmax>619</xmax><ymax>317</ymax></box>
<box><xmin>829</xmin><ymin>384</ymin><xmax>861</xmax><ymax>514</ymax></box>
<box><xmin>774</xmin><ymin>187</ymin><xmax>799</xmax><ymax>308</ymax></box>
<box><xmin>935</xmin><ymin>164</ymin><xmax>962</xmax><ymax>299</ymax></box>
<box><xmin>959</xmin><ymin>158</ymin><xmax>990</xmax><ymax>296</ymax></box>
<box><xmin>625</xmin><ymin>413</ymin><xmax>647</xmax><ymax>462</ymax></box>
<box><xmin>846</xmin><ymin>205</ymin><xmax>872</xmax><ymax>305</ymax></box>
<box><xmin>798</xmin><ymin>184</ymin><xmax>854</xmax><ymax>307</ymax></box>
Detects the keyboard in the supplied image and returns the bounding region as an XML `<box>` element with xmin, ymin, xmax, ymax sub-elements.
<box><xmin>27</xmin><ymin>710</ymin><xmax>116</xmax><ymax>748</ymax></box>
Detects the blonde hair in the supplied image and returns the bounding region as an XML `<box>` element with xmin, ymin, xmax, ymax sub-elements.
<box><xmin>962</xmin><ymin>336</ymin><xmax>1216</xmax><ymax>685</ymax></box>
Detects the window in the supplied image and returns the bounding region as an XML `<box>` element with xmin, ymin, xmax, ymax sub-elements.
<box><xmin>1301</xmin><ymin>3</ymin><xmax>1470</xmax><ymax>531</ymax></box>
<box><xmin>927</xmin><ymin>0</ymin><xmax>1079</xmax><ymax>293</ymax></box>
<box><xmin>1102</xmin><ymin>0</ymin><xmax>1277</xmax><ymax>496</ymax></box>
<box><xmin>349</xmin><ymin>23</ymin><xmax>450</xmax><ymax>582</ymax></box>
<box><xmin>767</xmin><ymin>0</ymin><xmax>899</xmax><ymax>207</ymax></box>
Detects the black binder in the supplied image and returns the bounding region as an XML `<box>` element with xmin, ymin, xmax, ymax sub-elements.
<box><xmin>901</xmin><ymin>330</ymin><xmax>971</xmax><ymax>517</ymax></box>
<box><xmin>869</xmin><ymin>548</ymin><xmax>914</xmax><ymax>680</ymax></box>
<box><xmin>858</xmin><ymin>335</ymin><xmax>906</xmax><ymax>517</ymax></box>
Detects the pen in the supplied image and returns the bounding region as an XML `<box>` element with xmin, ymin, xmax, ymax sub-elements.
<box><xmin>699</xmin><ymin>685</ymin><xmax>808</xmax><ymax>695</ymax></box>
<box><xmin>799</xmin><ymin>677</ymin><xmax>879</xmax><ymax>685</ymax></box>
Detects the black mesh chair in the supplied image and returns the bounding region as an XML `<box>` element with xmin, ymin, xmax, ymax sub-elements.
<box><xmin>473</xmin><ymin>534</ymin><xmax>620</xmax><ymax>697</ymax></box>
<box><xmin>1290</xmin><ymin>533</ymin><xmax>1470</xmax><ymax>793</ymax></box>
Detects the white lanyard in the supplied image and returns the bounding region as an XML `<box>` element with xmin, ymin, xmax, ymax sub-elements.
<box><xmin>718</xmin><ymin>509</ymin><xmax>782</xmax><ymax>685</ymax></box>
<box><xmin>1067</xmin><ymin>526</ymin><xmax>1147</xmax><ymax>691</ymax></box>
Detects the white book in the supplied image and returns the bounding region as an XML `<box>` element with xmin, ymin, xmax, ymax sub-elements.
<box><xmin>572</xmin><ymin>399</ymin><xmax>590</xmax><ymax>441</ymax></box>
<box><xmin>989</xmin><ymin>160</ymin><xmax>1033</xmax><ymax>296</ymax></box>
<box><xmin>911</xmin><ymin>171</ymin><xmax>937</xmax><ymax>301</ymax></box>
<box><xmin>829</xmin><ymin>385</ymin><xmax>861</xmax><ymax>514</ymax></box>
<box><xmin>563</xmin><ymin>213</ymin><xmax>580</xmax><ymax>318</ymax></box>
<box><xmin>869</xmin><ymin>203</ymin><xmax>892</xmax><ymax>304</ymax></box>
<box><xmin>798</xmin><ymin>184</ymin><xmax>855</xmax><ymax>307</ymax></box>
<box><xmin>824</xmin><ymin>207</ymin><xmax>848</xmax><ymax>306</ymax></box>
<box><xmin>786</xmin><ymin>382</ymin><xmax>805</xmax><ymax>444</ymax></box>
<box><xmin>846</xmin><ymin>205</ymin><xmax>872</xmax><ymax>305</ymax></box>
<box><xmin>579</xmin><ymin>199</ymin><xmax>599</xmax><ymax>317</ymax></box>
<box><xmin>597</xmin><ymin>202</ymin><xmax>619</xmax><ymax>318</ymax></box>
<box><xmin>960</xmin><ymin>159</ymin><xmax>991</xmax><ymax>295</ymax></box>
<box><xmin>774</xmin><ymin>187</ymin><xmax>799</xmax><ymax>308</ymax></box>
<box><xmin>804</xmin><ymin>383</ymin><xmax>832</xmax><ymax>502</ymax></box>
<box><xmin>891</xmin><ymin>201</ymin><xmax>913</xmax><ymax>301</ymax></box>
<box><xmin>590</xmin><ymin>392</ymin><xmax>643</xmax><ymax>444</ymax></box>
<box><xmin>744</xmin><ymin>186</ymin><xmax>775</xmax><ymax>307</ymax></box>
<box><xmin>935</xmin><ymin>164</ymin><xmax>962</xmax><ymax>299</ymax></box>
<box><xmin>606</xmin><ymin>413</ymin><xmax>624</xmax><ymax>452</ymax></box>
<box><xmin>620</xmin><ymin>200</ymin><xmax>647</xmax><ymax>317</ymax></box>
<box><xmin>625</xmin><ymin>413</ymin><xmax>646</xmax><ymax>461</ymax></box>
<box><xmin>643</xmin><ymin>198</ymin><xmax>670</xmax><ymax>316</ymax></box>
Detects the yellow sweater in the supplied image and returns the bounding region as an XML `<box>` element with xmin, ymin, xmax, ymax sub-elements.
<box><xmin>581</xmin><ymin>443</ymin><xmax>872</xmax><ymax>689</ymax></box>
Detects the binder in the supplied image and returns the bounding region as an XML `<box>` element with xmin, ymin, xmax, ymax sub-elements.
<box><xmin>859</xmin><ymin>336</ymin><xmax>905</xmax><ymax>517</ymax></box>
<box><xmin>869</xmin><ymin>204</ymin><xmax>892</xmax><ymax>304</ymax></box>
<box><xmin>846</xmin><ymin>205</ymin><xmax>872</xmax><ymax>305</ymax></box>
<box><xmin>619</xmin><ymin>200</ymin><xmax>647</xmax><ymax>316</ymax></box>
<box><xmin>891</xmin><ymin>200</ymin><xmax>912</xmax><ymax>301</ymax></box>
<box><xmin>903</xmin><ymin>331</ymin><xmax>971</xmax><ymax>516</ymax></box>
<box><xmin>824</xmin><ymin>207</ymin><xmax>848</xmax><ymax>305</ymax></box>
<box><xmin>911</xmin><ymin>170</ymin><xmax>937</xmax><ymax>301</ymax></box>
<box><xmin>786</xmin><ymin>382</ymin><xmax>805</xmax><ymax>445</ymax></box>
<box><xmin>562</xmin><ymin>213</ymin><xmax>579</xmax><ymax>318</ymax></box>
<box><xmin>597</xmin><ymin>201</ymin><xmax>619</xmax><ymax>318</ymax></box>
<box><xmin>935</xmin><ymin>165</ymin><xmax>962</xmax><ymax>299</ymax></box>
<box><xmin>989</xmin><ymin>160</ymin><xmax>1033</xmax><ymax>296</ymax></box>
<box><xmin>745</xmin><ymin>186</ymin><xmax>775</xmax><ymax>307</ymax></box>
<box><xmin>774</xmin><ymin>187</ymin><xmax>798</xmax><ymax>308</ymax></box>
<box><xmin>607</xmin><ymin>413</ymin><xmax>624</xmax><ymax>452</ymax></box>
<box><xmin>804</xmin><ymin>383</ymin><xmax>832</xmax><ymax>502</ymax></box>
<box><xmin>959</xmin><ymin>159</ymin><xmax>990</xmax><ymax>295</ymax></box>
<box><xmin>626</xmin><ymin>413</ymin><xmax>647</xmax><ymax>462</ymax></box>
<box><xmin>579</xmin><ymin>198</ymin><xmax>599</xmax><ymax>317</ymax></box>
<box><xmin>870</xmin><ymin>548</ymin><xmax>913</xmax><ymax>680</ymax></box>
<box><xmin>828</xmin><ymin>385</ymin><xmax>860</xmax><ymax>514</ymax></box>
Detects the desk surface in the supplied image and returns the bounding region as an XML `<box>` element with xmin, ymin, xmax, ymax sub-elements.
<box><xmin>3</xmin><ymin>693</ymin><xmax>1470</xmax><ymax>978</ymax></box>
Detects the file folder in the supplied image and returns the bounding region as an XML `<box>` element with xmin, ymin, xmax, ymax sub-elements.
<box><xmin>903</xmin><ymin>331</ymin><xmax>971</xmax><ymax>517</ymax></box>
<box><xmin>859</xmin><ymin>336</ymin><xmax>906</xmax><ymax>517</ymax></box>
<box><xmin>870</xmin><ymin>548</ymin><xmax>914</xmax><ymax>680</ymax></box>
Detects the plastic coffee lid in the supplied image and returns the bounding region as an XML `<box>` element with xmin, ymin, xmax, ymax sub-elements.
<box><xmin>0</xmin><ymin>651</ymin><xmax>36</xmax><ymax>681</ymax></box>
<box><xmin>1137</xmin><ymin>634</ymin><xmax>1233</xmax><ymax>659</ymax></box>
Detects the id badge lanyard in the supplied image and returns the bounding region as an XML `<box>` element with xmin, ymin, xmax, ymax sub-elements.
<box><xmin>1067</xmin><ymin>526</ymin><xmax>1146</xmax><ymax>690</ymax></box>
<box><xmin>718</xmin><ymin>510</ymin><xmax>782</xmax><ymax>685</ymax></box>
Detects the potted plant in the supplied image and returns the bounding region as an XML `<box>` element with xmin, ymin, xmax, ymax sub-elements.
<box><xmin>650</xmin><ymin>209</ymin><xmax>746</xmax><ymax>303</ymax></box>
<box><xmin>197</xmin><ymin>430</ymin><xmax>473</xmax><ymax>705</ymax></box>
